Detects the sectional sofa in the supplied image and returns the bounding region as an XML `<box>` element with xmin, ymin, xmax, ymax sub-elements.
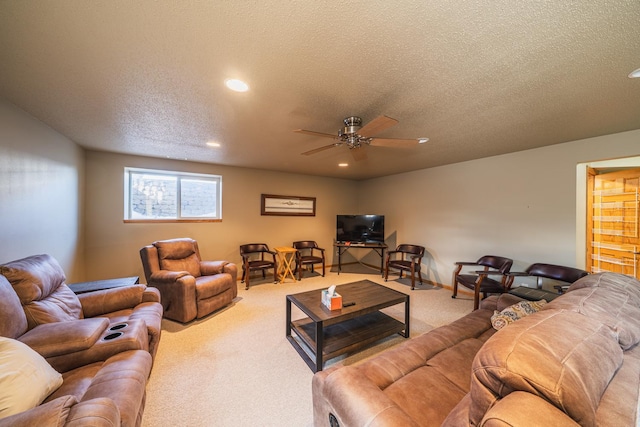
<box><xmin>0</xmin><ymin>254</ymin><xmax>163</xmax><ymax>426</ymax></box>
<box><xmin>313</xmin><ymin>272</ymin><xmax>640</xmax><ymax>426</ymax></box>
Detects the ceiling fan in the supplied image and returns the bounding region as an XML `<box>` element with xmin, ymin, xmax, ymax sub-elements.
<box><xmin>294</xmin><ymin>115</ymin><xmax>427</xmax><ymax>161</ymax></box>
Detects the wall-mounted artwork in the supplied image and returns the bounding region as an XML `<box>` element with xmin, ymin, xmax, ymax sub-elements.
<box><xmin>261</xmin><ymin>194</ymin><xmax>316</xmax><ymax>216</ymax></box>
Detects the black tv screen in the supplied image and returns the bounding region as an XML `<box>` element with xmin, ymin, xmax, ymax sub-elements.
<box><xmin>336</xmin><ymin>215</ymin><xmax>385</xmax><ymax>243</ymax></box>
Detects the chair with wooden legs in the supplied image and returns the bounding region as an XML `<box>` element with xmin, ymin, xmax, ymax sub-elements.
<box><xmin>292</xmin><ymin>240</ymin><xmax>325</xmax><ymax>280</ymax></box>
<box><xmin>507</xmin><ymin>263</ymin><xmax>588</xmax><ymax>295</ymax></box>
<box><xmin>239</xmin><ymin>243</ymin><xmax>278</xmax><ymax>290</ymax></box>
<box><xmin>452</xmin><ymin>255</ymin><xmax>513</xmax><ymax>310</ymax></box>
<box><xmin>384</xmin><ymin>244</ymin><xmax>425</xmax><ymax>290</ymax></box>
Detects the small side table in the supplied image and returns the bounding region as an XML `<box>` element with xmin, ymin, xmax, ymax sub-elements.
<box><xmin>274</xmin><ymin>247</ymin><xmax>297</xmax><ymax>283</ymax></box>
<box><xmin>68</xmin><ymin>276</ymin><xmax>140</xmax><ymax>294</ymax></box>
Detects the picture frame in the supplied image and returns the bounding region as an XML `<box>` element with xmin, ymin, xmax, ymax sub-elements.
<box><xmin>261</xmin><ymin>194</ymin><xmax>316</xmax><ymax>216</ymax></box>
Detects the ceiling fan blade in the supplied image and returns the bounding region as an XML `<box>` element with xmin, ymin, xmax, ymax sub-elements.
<box><xmin>301</xmin><ymin>143</ymin><xmax>340</xmax><ymax>156</ymax></box>
<box><xmin>369</xmin><ymin>137</ymin><xmax>420</xmax><ymax>147</ymax></box>
<box><xmin>350</xmin><ymin>147</ymin><xmax>367</xmax><ymax>161</ymax></box>
<box><xmin>358</xmin><ymin>115</ymin><xmax>399</xmax><ymax>137</ymax></box>
<box><xmin>293</xmin><ymin>129</ymin><xmax>339</xmax><ymax>139</ymax></box>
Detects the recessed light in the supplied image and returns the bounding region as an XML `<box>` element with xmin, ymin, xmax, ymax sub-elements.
<box><xmin>206</xmin><ymin>141</ymin><xmax>221</xmax><ymax>147</ymax></box>
<box><xmin>225</xmin><ymin>78</ymin><xmax>249</xmax><ymax>92</ymax></box>
<box><xmin>629</xmin><ymin>68</ymin><xmax>640</xmax><ymax>78</ymax></box>
<box><xmin>338</xmin><ymin>163</ymin><xmax>349</xmax><ymax>167</ymax></box>
<box><xmin>418</xmin><ymin>138</ymin><xmax>429</xmax><ymax>144</ymax></box>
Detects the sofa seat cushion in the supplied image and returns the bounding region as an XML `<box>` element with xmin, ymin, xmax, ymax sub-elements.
<box><xmin>470</xmin><ymin>309</ymin><xmax>623</xmax><ymax>427</ymax></box>
<box><xmin>546</xmin><ymin>286</ymin><xmax>640</xmax><ymax>350</ymax></box>
<box><xmin>384</xmin><ymin>366</ymin><xmax>469</xmax><ymax>426</ymax></box>
<box><xmin>0</xmin><ymin>337</ymin><xmax>63</xmax><ymax>419</ymax></box>
<box><xmin>427</xmin><ymin>338</ymin><xmax>485</xmax><ymax>392</ymax></box>
<box><xmin>195</xmin><ymin>274</ymin><xmax>233</xmax><ymax>300</ymax></box>
<box><xmin>357</xmin><ymin>308</ymin><xmax>495</xmax><ymax>390</ymax></box>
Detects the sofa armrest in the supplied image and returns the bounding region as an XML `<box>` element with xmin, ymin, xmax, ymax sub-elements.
<box><xmin>150</xmin><ymin>270</ymin><xmax>191</xmax><ymax>283</ymax></box>
<box><xmin>313</xmin><ymin>367</ymin><xmax>420</xmax><ymax>427</ymax></box>
<box><xmin>200</xmin><ymin>261</ymin><xmax>238</xmax><ymax>282</ymax></box>
<box><xmin>66</xmin><ymin>397</ymin><xmax>120</xmax><ymax>426</ymax></box>
<box><xmin>149</xmin><ymin>272</ymin><xmax>197</xmax><ymax>323</ymax></box>
<box><xmin>0</xmin><ymin>396</ymin><xmax>78</xmax><ymax>427</ymax></box>
<box><xmin>18</xmin><ymin>318</ymin><xmax>109</xmax><ymax>358</ymax></box>
<box><xmin>479</xmin><ymin>293</ymin><xmax>525</xmax><ymax>312</ymax></box>
<box><xmin>142</xmin><ymin>286</ymin><xmax>161</xmax><ymax>303</ymax></box>
<box><xmin>78</xmin><ymin>285</ymin><xmax>149</xmax><ymax>318</ymax></box>
<box><xmin>200</xmin><ymin>260</ymin><xmax>227</xmax><ymax>275</ymax></box>
<box><xmin>480</xmin><ymin>392</ymin><xmax>580</xmax><ymax>427</ymax></box>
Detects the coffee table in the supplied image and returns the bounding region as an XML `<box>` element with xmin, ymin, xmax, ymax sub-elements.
<box><xmin>286</xmin><ymin>280</ymin><xmax>409</xmax><ymax>372</ymax></box>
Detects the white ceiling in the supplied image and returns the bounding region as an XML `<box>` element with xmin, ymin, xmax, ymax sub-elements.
<box><xmin>1</xmin><ymin>1</ymin><xmax>639</xmax><ymax>180</ymax></box>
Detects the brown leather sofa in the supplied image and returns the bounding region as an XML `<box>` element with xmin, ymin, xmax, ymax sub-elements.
<box><xmin>140</xmin><ymin>238</ymin><xmax>238</xmax><ymax>323</ymax></box>
<box><xmin>313</xmin><ymin>272</ymin><xmax>640</xmax><ymax>426</ymax></box>
<box><xmin>0</xmin><ymin>254</ymin><xmax>164</xmax><ymax>426</ymax></box>
<box><xmin>0</xmin><ymin>254</ymin><xmax>163</xmax><ymax>360</ymax></box>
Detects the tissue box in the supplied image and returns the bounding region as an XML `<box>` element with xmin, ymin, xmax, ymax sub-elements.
<box><xmin>322</xmin><ymin>290</ymin><xmax>343</xmax><ymax>310</ymax></box>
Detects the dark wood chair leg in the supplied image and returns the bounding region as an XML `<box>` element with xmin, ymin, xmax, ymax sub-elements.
<box><xmin>410</xmin><ymin>265</ymin><xmax>415</xmax><ymax>290</ymax></box>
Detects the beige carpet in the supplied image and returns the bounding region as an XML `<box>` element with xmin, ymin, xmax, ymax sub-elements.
<box><xmin>141</xmin><ymin>265</ymin><xmax>475</xmax><ymax>427</ymax></box>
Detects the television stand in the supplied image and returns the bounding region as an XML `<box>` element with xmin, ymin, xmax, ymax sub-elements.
<box><xmin>334</xmin><ymin>242</ymin><xmax>387</xmax><ymax>276</ymax></box>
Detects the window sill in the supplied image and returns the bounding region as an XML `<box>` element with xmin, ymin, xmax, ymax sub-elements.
<box><xmin>124</xmin><ymin>219</ymin><xmax>222</xmax><ymax>223</ymax></box>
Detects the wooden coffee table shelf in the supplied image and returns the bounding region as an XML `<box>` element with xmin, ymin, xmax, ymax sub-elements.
<box><xmin>286</xmin><ymin>280</ymin><xmax>409</xmax><ymax>372</ymax></box>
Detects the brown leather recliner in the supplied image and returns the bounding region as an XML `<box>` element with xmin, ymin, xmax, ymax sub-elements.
<box><xmin>140</xmin><ymin>238</ymin><xmax>238</xmax><ymax>323</ymax></box>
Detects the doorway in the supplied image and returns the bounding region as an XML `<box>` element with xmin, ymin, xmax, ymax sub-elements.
<box><xmin>585</xmin><ymin>168</ymin><xmax>640</xmax><ymax>279</ymax></box>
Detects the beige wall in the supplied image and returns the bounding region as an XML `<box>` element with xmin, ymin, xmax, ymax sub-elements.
<box><xmin>2</xmin><ymin>98</ymin><xmax>639</xmax><ymax>287</ymax></box>
<box><xmin>359</xmin><ymin>129</ymin><xmax>640</xmax><ymax>287</ymax></box>
<box><xmin>84</xmin><ymin>151</ymin><xmax>358</xmax><ymax>281</ymax></box>
<box><xmin>0</xmin><ymin>101</ymin><xmax>85</xmax><ymax>280</ymax></box>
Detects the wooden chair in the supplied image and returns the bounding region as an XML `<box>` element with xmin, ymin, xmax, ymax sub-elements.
<box><xmin>239</xmin><ymin>243</ymin><xmax>277</xmax><ymax>290</ymax></box>
<box><xmin>292</xmin><ymin>240</ymin><xmax>325</xmax><ymax>280</ymax></box>
<box><xmin>508</xmin><ymin>263</ymin><xmax>588</xmax><ymax>294</ymax></box>
<box><xmin>452</xmin><ymin>255</ymin><xmax>513</xmax><ymax>310</ymax></box>
<box><xmin>384</xmin><ymin>244</ymin><xmax>425</xmax><ymax>290</ymax></box>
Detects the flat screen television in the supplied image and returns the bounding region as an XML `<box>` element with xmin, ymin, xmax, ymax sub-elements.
<box><xmin>336</xmin><ymin>214</ymin><xmax>385</xmax><ymax>243</ymax></box>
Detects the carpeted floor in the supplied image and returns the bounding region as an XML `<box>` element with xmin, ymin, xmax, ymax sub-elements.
<box><xmin>141</xmin><ymin>264</ymin><xmax>475</xmax><ymax>427</ymax></box>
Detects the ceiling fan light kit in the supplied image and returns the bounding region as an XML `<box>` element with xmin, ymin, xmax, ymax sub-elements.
<box><xmin>294</xmin><ymin>115</ymin><xmax>427</xmax><ymax>161</ymax></box>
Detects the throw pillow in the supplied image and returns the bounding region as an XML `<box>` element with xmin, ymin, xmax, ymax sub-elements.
<box><xmin>0</xmin><ymin>337</ymin><xmax>63</xmax><ymax>419</ymax></box>
<box><xmin>491</xmin><ymin>299</ymin><xmax>547</xmax><ymax>330</ymax></box>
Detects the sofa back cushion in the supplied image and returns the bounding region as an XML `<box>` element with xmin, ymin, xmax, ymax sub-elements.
<box><xmin>568</xmin><ymin>272</ymin><xmax>640</xmax><ymax>306</ymax></box>
<box><xmin>154</xmin><ymin>239</ymin><xmax>201</xmax><ymax>277</ymax></box>
<box><xmin>0</xmin><ymin>254</ymin><xmax>82</xmax><ymax>329</ymax></box>
<box><xmin>0</xmin><ymin>276</ymin><xmax>28</xmax><ymax>339</ymax></box>
<box><xmin>546</xmin><ymin>286</ymin><xmax>640</xmax><ymax>350</ymax></box>
<box><xmin>470</xmin><ymin>309</ymin><xmax>622</xmax><ymax>427</ymax></box>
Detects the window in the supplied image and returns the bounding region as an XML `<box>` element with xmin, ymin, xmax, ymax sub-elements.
<box><xmin>124</xmin><ymin>168</ymin><xmax>222</xmax><ymax>222</ymax></box>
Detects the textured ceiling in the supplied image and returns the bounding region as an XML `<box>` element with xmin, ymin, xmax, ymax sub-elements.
<box><xmin>1</xmin><ymin>1</ymin><xmax>639</xmax><ymax>180</ymax></box>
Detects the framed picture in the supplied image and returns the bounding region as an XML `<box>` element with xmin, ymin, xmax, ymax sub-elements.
<box><xmin>261</xmin><ymin>194</ymin><xmax>316</xmax><ymax>216</ymax></box>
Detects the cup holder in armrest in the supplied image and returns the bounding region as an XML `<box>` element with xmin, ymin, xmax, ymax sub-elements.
<box><xmin>109</xmin><ymin>323</ymin><xmax>128</xmax><ymax>331</ymax></box>
<box><xmin>103</xmin><ymin>332</ymin><xmax>124</xmax><ymax>341</ymax></box>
